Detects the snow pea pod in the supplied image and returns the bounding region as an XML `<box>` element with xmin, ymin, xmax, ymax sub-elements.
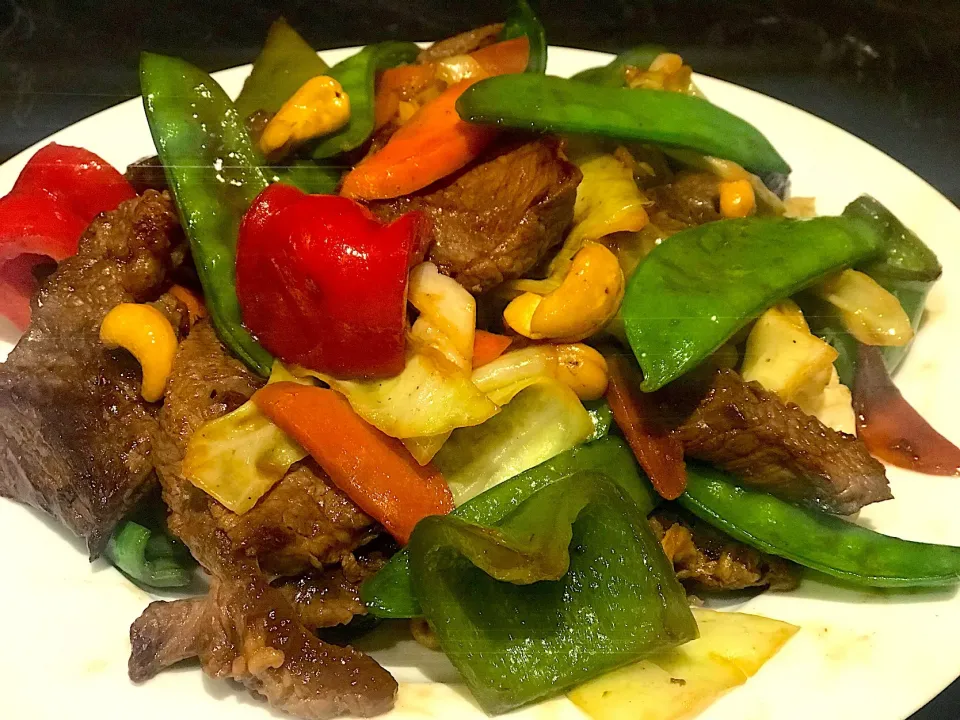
<box><xmin>621</xmin><ymin>216</ymin><xmax>882</xmax><ymax>391</ymax></box>
<box><xmin>234</xmin><ymin>18</ymin><xmax>329</xmax><ymax>120</ymax></box>
<box><xmin>501</xmin><ymin>0</ymin><xmax>547</xmax><ymax>74</ymax></box>
<box><xmin>456</xmin><ymin>74</ymin><xmax>790</xmax><ymax>175</ymax></box>
<box><xmin>361</xmin><ymin>437</ymin><xmax>656</xmax><ymax>618</ymax></box>
<box><xmin>679</xmin><ymin>461</ymin><xmax>960</xmax><ymax>587</ymax></box>
<box><xmin>409</xmin><ymin>473</ymin><xmax>696</xmax><ymax>714</ymax></box>
<box><xmin>570</xmin><ymin>44</ymin><xmax>666</xmax><ymax>87</ymax></box>
<box><xmin>141</xmin><ymin>53</ymin><xmax>273</xmax><ymax>375</ymax></box>
<box><xmin>310</xmin><ymin>41</ymin><xmax>420</xmax><ymax>159</ymax></box>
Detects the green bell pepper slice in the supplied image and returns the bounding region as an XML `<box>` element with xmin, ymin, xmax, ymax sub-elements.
<box><xmin>105</xmin><ymin>500</ymin><xmax>196</xmax><ymax>588</ymax></box>
<box><xmin>409</xmin><ymin>472</ymin><xmax>697</xmax><ymax>715</ymax></box>
<box><xmin>141</xmin><ymin>53</ymin><xmax>273</xmax><ymax>375</ymax></box>
<box><xmin>584</xmin><ymin>398</ymin><xmax>613</xmax><ymax>441</ymax></box>
<box><xmin>501</xmin><ymin>0</ymin><xmax>547</xmax><ymax>74</ymax></box>
<box><xmin>362</xmin><ymin>436</ymin><xmax>657</xmax><ymax>618</ymax></box>
<box><xmin>456</xmin><ymin>74</ymin><xmax>790</xmax><ymax>175</ymax></box>
<box><xmin>310</xmin><ymin>41</ymin><xmax>420</xmax><ymax>159</ymax></box>
<box><xmin>270</xmin><ymin>160</ymin><xmax>343</xmax><ymax>195</ymax></box>
<box><xmin>570</xmin><ymin>44</ymin><xmax>667</xmax><ymax>87</ymax></box>
<box><xmin>680</xmin><ymin>461</ymin><xmax>960</xmax><ymax>587</ymax></box>
<box><xmin>234</xmin><ymin>18</ymin><xmax>329</xmax><ymax>120</ymax></box>
<box><xmin>621</xmin><ymin>216</ymin><xmax>883</xmax><ymax>391</ymax></box>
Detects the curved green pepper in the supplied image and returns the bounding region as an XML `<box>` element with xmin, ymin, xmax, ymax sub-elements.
<box><xmin>570</xmin><ymin>44</ymin><xmax>667</xmax><ymax>87</ymax></box>
<box><xmin>679</xmin><ymin>462</ymin><xmax>960</xmax><ymax>587</ymax></box>
<box><xmin>457</xmin><ymin>74</ymin><xmax>790</xmax><ymax>175</ymax></box>
<box><xmin>270</xmin><ymin>160</ymin><xmax>343</xmax><ymax>195</ymax></box>
<box><xmin>310</xmin><ymin>41</ymin><xmax>420</xmax><ymax>159</ymax></box>
<box><xmin>621</xmin><ymin>216</ymin><xmax>882</xmax><ymax>391</ymax></box>
<box><xmin>409</xmin><ymin>472</ymin><xmax>696</xmax><ymax>714</ymax></box>
<box><xmin>234</xmin><ymin>18</ymin><xmax>329</xmax><ymax>120</ymax></box>
<box><xmin>141</xmin><ymin>53</ymin><xmax>273</xmax><ymax>375</ymax></box>
<box><xmin>362</xmin><ymin>436</ymin><xmax>657</xmax><ymax>618</ymax></box>
<box><xmin>501</xmin><ymin>0</ymin><xmax>547</xmax><ymax>74</ymax></box>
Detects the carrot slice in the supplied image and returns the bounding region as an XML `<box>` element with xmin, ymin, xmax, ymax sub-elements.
<box><xmin>472</xmin><ymin>330</ymin><xmax>513</xmax><ymax>368</ymax></box>
<box><xmin>605</xmin><ymin>355</ymin><xmax>687</xmax><ymax>499</ymax></box>
<box><xmin>470</xmin><ymin>36</ymin><xmax>529</xmax><ymax>76</ymax></box>
<box><xmin>253</xmin><ymin>382</ymin><xmax>454</xmax><ymax>543</ymax></box>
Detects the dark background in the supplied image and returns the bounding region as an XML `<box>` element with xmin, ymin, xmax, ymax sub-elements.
<box><xmin>2</xmin><ymin>0</ymin><xmax>959</xmax><ymax>716</ymax></box>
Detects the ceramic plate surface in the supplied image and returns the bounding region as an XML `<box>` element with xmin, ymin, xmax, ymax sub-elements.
<box><xmin>2</xmin><ymin>46</ymin><xmax>959</xmax><ymax>720</ymax></box>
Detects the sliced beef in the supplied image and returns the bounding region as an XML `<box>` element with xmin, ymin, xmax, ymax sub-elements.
<box><xmin>648</xmin><ymin>171</ymin><xmax>721</xmax><ymax>230</ymax></box>
<box><xmin>416</xmin><ymin>23</ymin><xmax>504</xmax><ymax>63</ymax></box>
<box><xmin>139</xmin><ymin>320</ymin><xmax>394</xmax><ymax>717</ymax></box>
<box><xmin>158</xmin><ymin>322</ymin><xmax>376</xmax><ymax>575</ymax></box>
<box><xmin>275</xmin><ymin>553</ymin><xmax>386</xmax><ymax>631</ymax></box>
<box><xmin>649</xmin><ymin>508</ymin><xmax>799</xmax><ymax>593</ymax></box>
<box><xmin>0</xmin><ymin>190</ymin><xmax>185</xmax><ymax>554</ymax></box>
<box><xmin>370</xmin><ymin>137</ymin><xmax>581</xmax><ymax>294</ymax></box>
<box><xmin>129</xmin><ymin>555</ymin><xmax>396</xmax><ymax>718</ymax></box>
<box><xmin>674</xmin><ymin>369</ymin><xmax>892</xmax><ymax>515</ymax></box>
<box><xmin>124</xmin><ymin>156</ymin><xmax>168</xmax><ymax>194</ymax></box>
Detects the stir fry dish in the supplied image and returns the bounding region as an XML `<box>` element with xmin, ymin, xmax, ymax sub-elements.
<box><xmin>2</xmin><ymin>5</ymin><xmax>959</xmax><ymax>719</ymax></box>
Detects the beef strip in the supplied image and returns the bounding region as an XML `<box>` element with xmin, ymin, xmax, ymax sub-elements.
<box><xmin>674</xmin><ymin>369</ymin><xmax>892</xmax><ymax>515</ymax></box>
<box><xmin>275</xmin><ymin>553</ymin><xmax>386</xmax><ymax>631</ymax></box>
<box><xmin>370</xmin><ymin>137</ymin><xmax>581</xmax><ymax>294</ymax></box>
<box><xmin>416</xmin><ymin>23</ymin><xmax>504</xmax><ymax>63</ymax></box>
<box><xmin>158</xmin><ymin>322</ymin><xmax>377</xmax><ymax>575</ymax></box>
<box><xmin>124</xmin><ymin>155</ymin><xmax>169</xmax><ymax>194</ymax></box>
<box><xmin>649</xmin><ymin>508</ymin><xmax>799</xmax><ymax>593</ymax></box>
<box><xmin>0</xmin><ymin>190</ymin><xmax>185</xmax><ymax>554</ymax></box>
<box><xmin>648</xmin><ymin>171</ymin><xmax>722</xmax><ymax>228</ymax></box>
<box><xmin>137</xmin><ymin>320</ymin><xmax>395</xmax><ymax>717</ymax></box>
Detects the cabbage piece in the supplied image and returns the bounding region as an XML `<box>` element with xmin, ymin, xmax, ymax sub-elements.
<box><xmin>741</xmin><ymin>300</ymin><xmax>855</xmax><ymax>433</ymax></box>
<box><xmin>182</xmin><ymin>363</ymin><xmax>308</xmax><ymax>514</ymax></box>
<box><xmin>408</xmin><ymin>262</ymin><xmax>475</xmax><ymax>365</ymax></box>
<box><xmin>434</xmin><ymin>379</ymin><xmax>593</xmax><ymax>504</ymax></box>
<box><xmin>300</xmin><ymin>340</ymin><xmax>498</xmax><ymax>440</ymax></box>
<box><xmin>568</xmin><ymin>608</ymin><xmax>798</xmax><ymax>720</ymax></box>
<box><xmin>814</xmin><ymin>268</ymin><xmax>914</xmax><ymax>347</ymax></box>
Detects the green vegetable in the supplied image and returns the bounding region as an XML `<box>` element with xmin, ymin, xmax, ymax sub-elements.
<box><xmin>362</xmin><ymin>436</ymin><xmax>657</xmax><ymax>618</ymax></box>
<box><xmin>848</xmin><ymin>195</ymin><xmax>942</xmax><ymax>374</ymax></box>
<box><xmin>584</xmin><ymin>398</ymin><xmax>613</xmax><ymax>441</ymax></box>
<box><xmin>621</xmin><ymin>216</ymin><xmax>882</xmax><ymax>391</ymax></box>
<box><xmin>501</xmin><ymin>0</ymin><xmax>547</xmax><ymax>74</ymax></box>
<box><xmin>570</xmin><ymin>45</ymin><xmax>667</xmax><ymax>87</ymax></box>
<box><xmin>311</xmin><ymin>42</ymin><xmax>420</xmax><ymax>159</ymax></box>
<box><xmin>234</xmin><ymin>18</ymin><xmax>329</xmax><ymax>120</ymax></box>
<box><xmin>457</xmin><ymin>74</ymin><xmax>790</xmax><ymax>175</ymax></box>
<box><xmin>680</xmin><ymin>462</ymin><xmax>960</xmax><ymax>587</ymax></box>
<box><xmin>409</xmin><ymin>473</ymin><xmax>697</xmax><ymax>714</ymax></box>
<box><xmin>270</xmin><ymin>160</ymin><xmax>343</xmax><ymax>195</ymax></box>
<box><xmin>141</xmin><ymin>53</ymin><xmax>273</xmax><ymax>375</ymax></box>
<box><xmin>106</xmin><ymin>507</ymin><xmax>196</xmax><ymax>589</ymax></box>
<box><xmin>433</xmin><ymin>380</ymin><xmax>592</xmax><ymax>504</ymax></box>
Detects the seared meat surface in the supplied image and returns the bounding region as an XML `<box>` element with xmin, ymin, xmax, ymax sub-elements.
<box><xmin>416</xmin><ymin>22</ymin><xmax>504</xmax><ymax>63</ymax></box>
<box><xmin>140</xmin><ymin>320</ymin><xmax>394</xmax><ymax>718</ymax></box>
<box><xmin>158</xmin><ymin>322</ymin><xmax>377</xmax><ymax>575</ymax></box>
<box><xmin>0</xmin><ymin>190</ymin><xmax>185</xmax><ymax>554</ymax></box>
<box><xmin>649</xmin><ymin>508</ymin><xmax>799</xmax><ymax>593</ymax></box>
<box><xmin>370</xmin><ymin>137</ymin><xmax>581</xmax><ymax>294</ymax></box>
<box><xmin>648</xmin><ymin>171</ymin><xmax>721</xmax><ymax>228</ymax></box>
<box><xmin>124</xmin><ymin>155</ymin><xmax>168</xmax><ymax>194</ymax></box>
<box><xmin>674</xmin><ymin>369</ymin><xmax>891</xmax><ymax>515</ymax></box>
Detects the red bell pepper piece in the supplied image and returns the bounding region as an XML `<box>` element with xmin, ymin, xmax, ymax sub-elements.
<box><xmin>253</xmin><ymin>382</ymin><xmax>454</xmax><ymax>544</ymax></box>
<box><xmin>0</xmin><ymin>143</ymin><xmax>134</xmax><ymax>330</ymax></box>
<box><xmin>854</xmin><ymin>344</ymin><xmax>960</xmax><ymax>475</ymax></box>
<box><xmin>606</xmin><ymin>354</ymin><xmax>688</xmax><ymax>500</ymax></box>
<box><xmin>12</xmin><ymin>142</ymin><xmax>136</xmax><ymax>224</ymax></box>
<box><xmin>236</xmin><ymin>183</ymin><xmax>428</xmax><ymax>378</ymax></box>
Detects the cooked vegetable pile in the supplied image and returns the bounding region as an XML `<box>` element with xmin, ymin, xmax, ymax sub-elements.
<box><xmin>1</xmin><ymin>3</ymin><xmax>959</xmax><ymax>720</ymax></box>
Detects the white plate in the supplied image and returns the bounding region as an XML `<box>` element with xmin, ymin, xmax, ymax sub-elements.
<box><xmin>2</xmin><ymin>46</ymin><xmax>960</xmax><ymax>720</ymax></box>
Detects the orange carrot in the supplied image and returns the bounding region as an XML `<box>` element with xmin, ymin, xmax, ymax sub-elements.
<box><xmin>472</xmin><ymin>330</ymin><xmax>513</xmax><ymax>368</ymax></box>
<box><xmin>605</xmin><ymin>355</ymin><xmax>687</xmax><ymax>500</ymax></box>
<box><xmin>253</xmin><ymin>382</ymin><xmax>454</xmax><ymax>543</ymax></box>
<box><xmin>343</xmin><ymin>38</ymin><xmax>530</xmax><ymax>200</ymax></box>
